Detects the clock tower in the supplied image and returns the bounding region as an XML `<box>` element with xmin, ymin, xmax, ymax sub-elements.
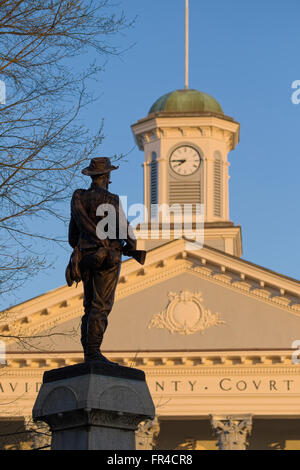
<box><xmin>131</xmin><ymin>88</ymin><xmax>241</xmax><ymax>256</ymax></box>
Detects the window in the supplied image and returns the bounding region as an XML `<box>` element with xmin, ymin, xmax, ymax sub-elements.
<box><xmin>150</xmin><ymin>152</ymin><xmax>158</xmax><ymax>219</ymax></box>
<box><xmin>213</xmin><ymin>152</ymin><xmax>222</xmax><ymax>217</ymax></box>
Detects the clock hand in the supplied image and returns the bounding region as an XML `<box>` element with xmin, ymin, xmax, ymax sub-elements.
<box><xmin>174</xmin><ymin>162</ymin><xmax>187</xmax><ymax>168</ymax></box>
<box><xmin>173</xmin><ymin>160</ymin><xmax>186</xmax><ymax>168</ymax></box>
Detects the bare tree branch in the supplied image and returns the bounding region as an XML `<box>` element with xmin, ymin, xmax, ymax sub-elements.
<box><xmin>0</xmin><ymin>0</ymin><xmax>134</xmax><ymax>298</ymax></box>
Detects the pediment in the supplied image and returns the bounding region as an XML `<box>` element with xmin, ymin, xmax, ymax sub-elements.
<box><xmin>2</xmin><ymin>240</ymin><xmax>300</xmax><ymax>353</ymax></box>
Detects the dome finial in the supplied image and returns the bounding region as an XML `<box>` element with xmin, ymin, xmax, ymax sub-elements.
<box><xmin>185</xmin><ymin>0</ymin><xmax>189</xmax><ymax>90</ymax></box>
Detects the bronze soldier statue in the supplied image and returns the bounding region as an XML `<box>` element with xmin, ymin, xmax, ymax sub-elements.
<box><xmin>66</xmin><ymin>157</ymin><xmax>145</xmax><ymax>364</ymax></box>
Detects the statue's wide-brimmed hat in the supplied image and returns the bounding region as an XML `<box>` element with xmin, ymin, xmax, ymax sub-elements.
<box><xmin>82</xmin><ymin>157</ymin><xmax>119</xmax><ymax>176</ymax></box>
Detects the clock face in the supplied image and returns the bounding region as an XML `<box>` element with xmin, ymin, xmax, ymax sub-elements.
<box><xmin>169</xmin><ymin>146</ymin><xmax>201</xmax><ymax>176</ymax></box>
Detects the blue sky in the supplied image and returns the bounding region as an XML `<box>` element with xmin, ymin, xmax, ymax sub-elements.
<box><xmin>5</xmin><ymin>0</ymin><xmax>300</xmax><ymax>308</ymax></box>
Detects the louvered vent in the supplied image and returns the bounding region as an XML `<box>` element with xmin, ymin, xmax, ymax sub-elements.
<box><xmin>150</xmin><ymin>153</ymin><xmax>158</xmax><ymax>219</ymax></box>
<box><xmin>214</xmin><ymin>159</ymin><xmax>222</xmax><ymax>217</ymax></box>
<box><xmin>169</xmin><ymin>182</ymin><xmax>201</xmax><ymax>205</ymax></box>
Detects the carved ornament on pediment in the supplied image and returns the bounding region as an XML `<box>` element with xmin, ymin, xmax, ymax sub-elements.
<box><xmin>148</xmin><ymin>290</ymin><xmax>225</xmax><ymax>336</ymax></box>
<box><xmin>251</xmin><ymin>288</ymin><xmax>272</xmax><ymax>299</ymax></box>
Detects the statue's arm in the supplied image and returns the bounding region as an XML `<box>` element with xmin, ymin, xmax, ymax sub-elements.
<box><xmin>68</xmin><ymin>215</ymin><xmax>80</xmax><ymax>248</ymax></box>
<box><xmin>115</xmin><ymin>195</ymin><xmax>137</xmax><ymax>252</ymax></box>
<box><xmin>123</xmin><ymin>225</ymin><xmax>137</xmax><ymax>252</ymax></box>
<box><xmin>68</xmin><ymin>193</ymin><xmax>80</xmax><ymax>248</ymax></box>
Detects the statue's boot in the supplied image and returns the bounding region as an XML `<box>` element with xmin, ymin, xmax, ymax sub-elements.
<box><xmin>84</xmin><ymin>311</ymin><xmax>118</xmax><ymax>366</ymax></box>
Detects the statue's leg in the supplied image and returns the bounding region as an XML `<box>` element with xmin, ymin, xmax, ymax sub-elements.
<box><xmin>85</xmin><ymin>262</ymin><xmax>121</xmax><ymax>362</ymax></box>
<box><xmin>80</xmin><ymin>259</ymin><xmax>93</xmax><ymax>356</ymax></box>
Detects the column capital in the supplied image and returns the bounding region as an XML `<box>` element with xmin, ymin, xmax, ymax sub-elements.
<box><xmin>135</xmin><ymin>417</ymin><xmax>160</xmax><ymax>450</ymax></box>
<box><xmin>24</xmin><ymin>416</ymin><xmax>51</xmax><ymax>450</ymax></box>
<box><xmin>210</xmin><ymin>414</ymin><xmax>252</xmax><ymax>450</ymax></box>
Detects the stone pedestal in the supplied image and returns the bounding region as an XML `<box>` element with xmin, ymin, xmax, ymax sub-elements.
<box><xmin>32</xmin><ymin>361</ymin><xmax>155</xmax><ymax>450</ymax></box>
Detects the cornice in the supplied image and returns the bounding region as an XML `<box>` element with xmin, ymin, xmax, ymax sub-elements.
<box><xmin>1</xmin><ymin>350</ymin><xmax>299</xmax><ymax>373</ymax></box>
<box><xmin>131</xmin><ymin>116</ymin><xmax>240</xmax><ymax>151</ymax></box>
<box><xmin>2</xmin><ymin>367</ymin><xmax>300</xmax><ymax>379</ymax></box>
<box><xmin>131</xmin><ymin>115</ymin><xmax>239</xmax><ymax>132</ymax></box>
<box><xmin>190</xmin><ymin>265</ymin><xmax>300</xmax><ymax>316</ymax></box>
<box><xmin>144</xmin><ymin>367</ymin><xmax>300</xmax><ymax>376</ymax></box>
<box><xmin>1</xmin><ymin>305</ymin><xmax>83</xmax><ymax>345</ymax></box>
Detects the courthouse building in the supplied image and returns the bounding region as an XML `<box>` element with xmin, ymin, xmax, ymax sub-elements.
<box><xmin>1</xmin><ymin>88</ymin><xmax>300</xmax><ymax>450</ymax></box>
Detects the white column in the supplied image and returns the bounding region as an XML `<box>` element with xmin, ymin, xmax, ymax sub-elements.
<box><xmin>143</xmin><ymin>161</ymin><xmax>150</xmax><ymax>217</ymax></box>
<box><xmin>157</xmin><ymin>156</ymin><xmax>167</xmax><ymax>206</ymax></box>
<box><xmin>210</xmin><ymin>415</ymin><xmax>252</xmax><ymax>450</ymax></box>
<box><xmin>224</xmin><ymin>160</ymin><xmax>230</xmax><ymax>220</ymax></box>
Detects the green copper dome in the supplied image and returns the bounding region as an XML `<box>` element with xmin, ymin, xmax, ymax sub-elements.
<box><xmin>149</xmin><ymin>89</ymin><xmax>224</xmax><ymax>115</ymax></box>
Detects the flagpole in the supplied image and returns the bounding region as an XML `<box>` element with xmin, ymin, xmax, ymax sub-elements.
<box><xmin>185</xmin><ymin>0</ymin><xmax>189</xmax><ymax>90</ymax></box>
